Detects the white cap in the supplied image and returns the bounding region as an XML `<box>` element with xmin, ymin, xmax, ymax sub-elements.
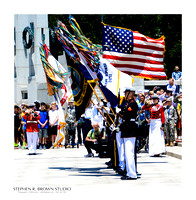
<box><xmin>152</xmin><ymin>94</ymin><xmax>159</xmax><ymax>99</ymax></box>
<box><xmin>143</xmin><ymin>89</ymin><xmax>149</xmax><ymax>93</ymax></box>
<box><xmin>136</xmin><ymin>90</ymin><xmax>143</xmax><ymax>94</ymax></box>
<box><xmin>166</xmin><ymin>97</ymin><xmax>173</xmax><ymax>102</ymax></box>
<box><xmin>69</xmin><ymin>98</ymin><xmax>74</xmax><ymax>103</ymax></box>
<box><xmin>124</xmin><ymin>87</ymin><xmax>135</xmax><ymax>93</ymax></box>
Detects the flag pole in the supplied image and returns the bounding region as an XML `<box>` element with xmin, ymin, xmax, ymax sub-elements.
<box><xmin>88</xmin><ymin>81</ymin><xmax>112</xmax><ymax>126</ymax></box>
<box><xmin>53</xmin><ymin>90</ymin><xmax>67</xmax><ymax>148</ymax></box>
<box><xmin>114</xmin><ymin>140</ymin><xmax>117</xmax><ymax>167</ymax></box>
<box><xmin>95</xmin><ymin>82</ymin><xmax>116</xmax><ymax>118</ymax></box>
<box><xmin>87</xmin><ymin>80</ymin><xmax>114</xmax><ymax>125</ymax></box>
<box><xmin>90</xmin><ymin>100</ymin><xmax>111</xmax><ymax>127</ymax></box>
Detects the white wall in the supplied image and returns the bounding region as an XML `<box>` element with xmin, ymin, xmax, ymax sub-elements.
<box><xmin>14</xmin><ymin>14</ymin><xmax>53</xmax><ymax>105</ymax></box>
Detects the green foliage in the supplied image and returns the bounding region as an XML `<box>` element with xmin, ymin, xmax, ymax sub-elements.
<box><xmin>48</xmin><ymin>14</ymin><xmax>182</xmax><ymax>78</ymax></box>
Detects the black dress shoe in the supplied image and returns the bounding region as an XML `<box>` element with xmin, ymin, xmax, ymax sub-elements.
<box><xmin>28</xmin><ymin>153</ymin><xmax>36</xmax><ymax>155</ymax></box>
<box><xmin>115</xmin><ymin>167</ymin><xmax>121</xmax><ymax>172</ymax></box>
<box><xmin>113</xmin><ymin>166</ymin><xmax>118</xmax><ymax>171</ymax></box>
<box><xmin>121</xmin><ymin>176</ymin><xmax>137</xmax><ymax>180</ymax></box>
<box><xmin>105</xmin><ymin>161</ymin><xmax>112</xmax><ymax>166</ymax></box>
<box><xmin>84</xmin><ymin>153</ymin><xmax>94</xmax><ymax>158</ymax></box>
<box><xmin>107</xmin><ymin>163</ymin><xmax>114</xmax><ymax>169</ymax></box>
<box><xmin>116</xmin><ymin>169</ymin><xmax>126</xmax><ymax>176</ymax></box>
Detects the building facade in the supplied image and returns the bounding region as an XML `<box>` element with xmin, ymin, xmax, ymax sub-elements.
<box><xmin>14</xmin><ymin>14</ymin><xmax>54</xmax><ymax>105</ymax></box>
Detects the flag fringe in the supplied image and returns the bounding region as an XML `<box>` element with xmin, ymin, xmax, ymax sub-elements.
<box><xmin>132</xmin><ymin>75</ymin><xmax>168</xmax><ymax>80</ymax></box>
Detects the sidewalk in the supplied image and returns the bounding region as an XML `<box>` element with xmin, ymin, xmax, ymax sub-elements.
<box><xmin>165</xmin><ymin>142</ymin><xmax>182</xmax><ymax>160</ymax></box>
<box><xmin>13</xmin><ymin>145</ymin><xmax>181</xmax><ymax>188</ymax></box>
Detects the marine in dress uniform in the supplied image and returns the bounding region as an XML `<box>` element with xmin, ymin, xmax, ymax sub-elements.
<box><xmin>23</xmin><ymin>107</ymin><xmax>41</xmax><ymax>155</ymax></box>
<box><xmin>115</xmin><ymin>112</ymin><xmax>125</xmax><ymax>174</ymax></box>
<box><xmin>141</xmin><ymin>94</ymin><xmax>165</xmax><ymax>157</ymax></box>
<box><xmin>118</xmin><ymin>87</ymin><xmax>138</xmax><ymax>180</ymax></box>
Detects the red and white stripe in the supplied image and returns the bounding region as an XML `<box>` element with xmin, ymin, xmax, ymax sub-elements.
<box><xmin>103</xmin><ymin>31</ymin><xmax>167</xmax><ymax>80</ymax></box>
<box><xmin>60</xmin><ymin>84</ymin><xmax>68</xmax><ymax>106</ymax></box>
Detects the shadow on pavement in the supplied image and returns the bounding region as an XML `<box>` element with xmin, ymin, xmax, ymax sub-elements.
<box><xmin>26</xmin><ymin>153</ymin><xmax>43</xmax><ymax>156</ymax></box>
<box><xmin>48</xmin><ymin>166</ymin><xmax>119</xmax><ymax>177</ymax></box>
<box><xmin>48</xmin><ymin>166</ymin><xmax>142</xmax><ymax>179</ymax></box>
<box><xmin>138</xmin><ymin>162</ymin><xmax>168</xmax><ymax>164</ymax></box>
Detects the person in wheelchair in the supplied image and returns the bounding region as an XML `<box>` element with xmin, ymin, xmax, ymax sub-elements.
<box><xmin>84</xmin><ymin>122</ymin><xmax>105</xmax><ymax>157</ymax></box>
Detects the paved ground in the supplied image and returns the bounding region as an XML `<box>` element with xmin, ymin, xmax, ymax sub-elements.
<box><xmin>13</xmin><ymin>145</ymin><xmax>181</xmax><ymax>188</ymax></box>
<box><xmin>166</xmin><ymin>145</ymin><xmax>182</xmax><ymax>159</ymax></box>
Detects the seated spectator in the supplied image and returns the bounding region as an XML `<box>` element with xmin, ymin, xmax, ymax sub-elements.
<box><xmin>84</xmin><ymin>122</ymin><xmax>105</xmax><ymax>157</ymax></box>
<box><xmin>172</xmin><ymin>66</ymin><xmax>182</xmax><ymax>81</ymax></box>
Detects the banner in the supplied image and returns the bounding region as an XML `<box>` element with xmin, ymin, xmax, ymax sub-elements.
<box><xmin>98</xmin><ymin>56</ymin><xmax>134</xmax><ymax>98</ymax></box>
<box><xmin>40</xmin><ymin>44</ymin><xmax>73</xmax><ymax>147</ymax></box>
<box><xmin>102</xmin><ymin>23</ymin><xmax>167</xmax><ymax>80</ymax></box>
<box><xmin>67</xmin><ymin>59</ymin><xmax>96</xmax><ymax>121</ymax></box>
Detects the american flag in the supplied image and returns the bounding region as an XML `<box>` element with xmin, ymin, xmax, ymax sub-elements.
<box><xmin>102</xmin><ymin>23</ymin><xmax>167</xmax><ymax>80</ymax></box>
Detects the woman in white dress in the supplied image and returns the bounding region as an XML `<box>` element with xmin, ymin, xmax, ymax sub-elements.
<box><xmin>140</xmin><ymin>95</ymin><xmax>165</xmax><ymax>157</ymax></box>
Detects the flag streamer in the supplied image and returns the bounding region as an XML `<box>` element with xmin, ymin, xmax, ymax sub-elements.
<box><xmin>40</xmin><ymin>44</ymin><xmax>73</xmax><ymax>147</ymax></box>
<box><xmin>54</xmin><ymin>16</ymin><xmax>119</xmax><ymax>120</ymax></box>
<box><xmin>39</xmin><ymin>15</ymin><xmax>168</xmax><ymax>150</ymax></box>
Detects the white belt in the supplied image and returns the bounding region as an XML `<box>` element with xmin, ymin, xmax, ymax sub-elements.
<box><xmin>27</xmin><ymin>121</ymin><xmax>37</xmax><ymax>123</ymax></box>
<box><xmin>130</xmin><ymin>119</ymin><xmax>135</xmax><ymax>122</ymax></box>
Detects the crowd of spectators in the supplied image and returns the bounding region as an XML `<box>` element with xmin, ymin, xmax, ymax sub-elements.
<box><xmin>14</xmin><ymin>86</ymin><xmax>182</xmax><ymax>150</ymax></box>
<box><xmin>14</xmin><ymin>67</ymin><xmax>182</xmax><ymax>152</ymax></box>
<box><xmin>14</xmin><ymin>101</ymin><xmax>60</xmax><ymax>150</ymax></box>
